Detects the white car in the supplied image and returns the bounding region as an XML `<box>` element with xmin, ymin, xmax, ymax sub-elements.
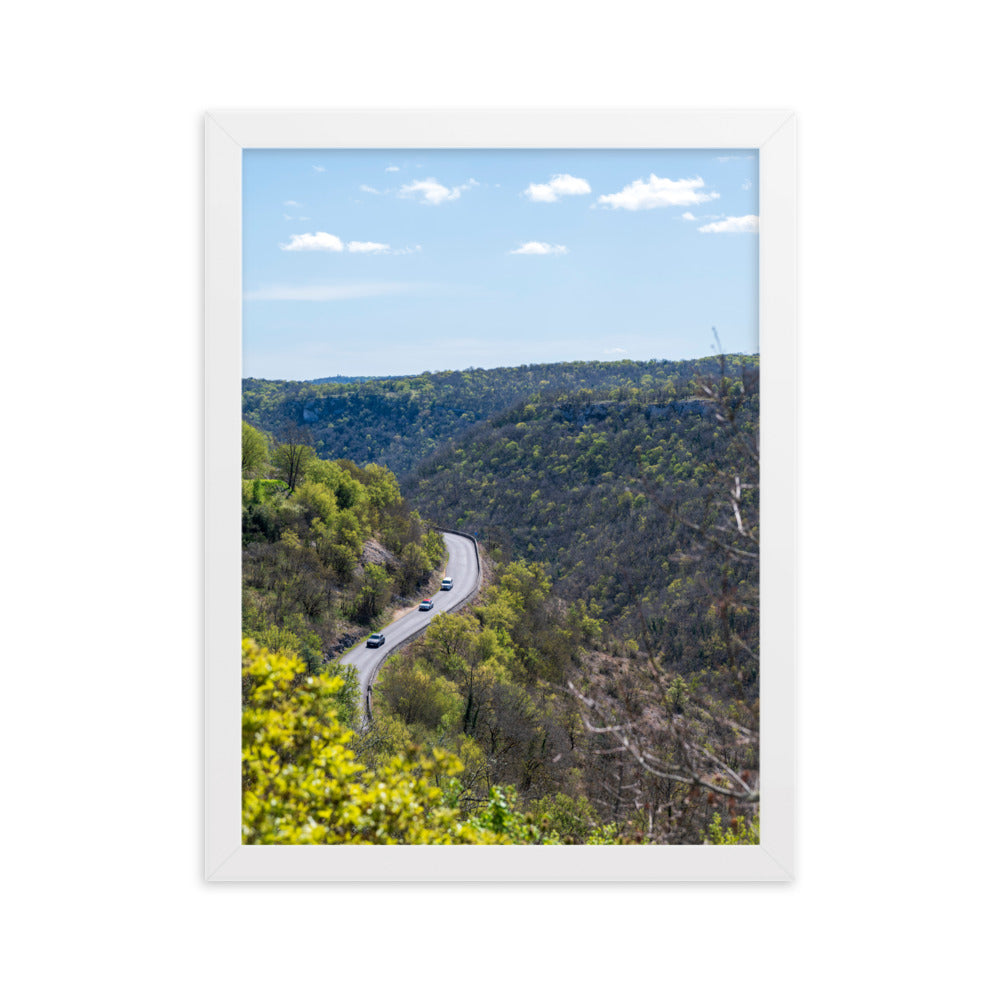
<box><xmin>441</xmin><ymin>577</ymin><xmax>453</xmax><ymax>591</ymax></box>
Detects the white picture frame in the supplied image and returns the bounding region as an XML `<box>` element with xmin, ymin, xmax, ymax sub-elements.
<box><xmin>206</xmin><ymin>109</ymin><xmax>796</xmax><ymax>881</ymax></box>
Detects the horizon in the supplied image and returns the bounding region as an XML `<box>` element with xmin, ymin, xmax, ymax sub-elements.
<box><xmin>243</xmin><ymin>149</ymin><xmax>759</xmax><ymax>380</ymax></box>
<box><xmin>241</xmin><ymin>350</ymin><xmax>760</xmax><ymax>384</ymax></box>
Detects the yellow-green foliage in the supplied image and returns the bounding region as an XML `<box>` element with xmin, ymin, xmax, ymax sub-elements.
<box><xmin>241</xmin><ymin>420</ymin><xmax>270</xmax><ymax>478</ymax></box>
<box><xmin>468</xmin><ymin>786</ymin><xmax>560</xmax><ymax>844</ymax></box>
<box><xmin>242</xmin><ymin>640</ymin><xmax>504</xmax><ymax>845</ymax></box>
<box><xmin>377</xmin><ymin>659</ymin><xmax>464</xmax><ymax>732</ymax></box>
<box><xmin>370</xmin><ymin>562</ymin><xmax>606</xmax><ymax>804</ymax></box>
<box><xmin>704</xmin><ymin>812</ymin><xmax>760</xmax><ymax>845</ymax></box>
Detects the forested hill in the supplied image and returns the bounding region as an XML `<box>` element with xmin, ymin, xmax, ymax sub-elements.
<box><xmin>241</xmin><ymin>355</ymin><xmax>757</xmax><ymax>478</ymax></box>
<box><xmin>406</xmin><ymin>371</ymin><xmax>758</xmax><ymax>659</ymax></box>
<box><xmin>240</xmin><ymin>356</ymin><xmax>761</xmax><ymax>844</ymax></box>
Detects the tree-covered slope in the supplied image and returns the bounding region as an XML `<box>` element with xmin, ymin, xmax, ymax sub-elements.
<box><xmin>241</xmin><ymin>421</ymin><xmax>445</xmax><ymax>724</ymax></box>
<box><xmin>242</xmin><ymin>355</ymin><xmax>757</xmax><ymax>478</ymax></box>
<box><xmin>240</xmin><ymin>356</ymin><xmax>761</xmax><ymax>844</ymax></box>
<box><xmin>404</xmin><ymin>363</ymin><xmax>759</xmax><ymax>669</ymax></box>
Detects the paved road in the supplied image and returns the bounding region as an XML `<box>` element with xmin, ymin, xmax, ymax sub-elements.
<box><xmin>338</xmin><ymin>531</ymin><xmax>479</xmax><ymax>719</ymax></box>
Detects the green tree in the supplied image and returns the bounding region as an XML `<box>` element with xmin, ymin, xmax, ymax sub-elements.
<box><xmin>468</xmin><ymin>787</ymin><xmax>559</xmax><ymax>844</ymax></box>
<box><xmin>361</xmin><ymin>463</ymin><xmax>402</xmax><ymax>513</ymax></box>
<box><xmin>272</xmin><ymin>441</ymin><xmax>315</xmax><ymax>492</ymax></box>
<box><xmin>350</xmin><ymin>563</ymin><xmax>392</xmax><ymax>624</ymax></box>
<box><xmin>241</xmin><ymin>420</ymin><xmax>269</xmax><ymax>479</ymax></box>
<box><xmin>377</xmin><ymin>659</ymin><xmax>463</xmax><ymax>731</ymax></box>
<box><xmin>397</xmin><ymin>540</ymin><xmax>433</xmax><ymax>594</ymax></box>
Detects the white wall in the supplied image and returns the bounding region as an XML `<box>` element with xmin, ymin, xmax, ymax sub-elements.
<box><xmin>4</xmin><ymin>3</ymin><xmax>995</xmax><ymax>996</ymax></box>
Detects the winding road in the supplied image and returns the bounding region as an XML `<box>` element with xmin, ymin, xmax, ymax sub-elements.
<box><xmin>338</xmin><ymin>531</ymin><xmax>480</xmax><ymax>720</ymax></box>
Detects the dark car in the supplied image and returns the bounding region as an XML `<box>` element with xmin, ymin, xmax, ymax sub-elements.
<box><xmin>366</xmin><ymin>633</ymin><xmax>386</xmax><ymax>648</ymax></box>
<box><xmin>440</xmin><ymin>577</ymin><xmax>453</xmax><ymax>591</ymax></box>
<box><xmin>418</xmin><ymin>599</ymin><xmax>434</xmax><ymax>611</ymax></box>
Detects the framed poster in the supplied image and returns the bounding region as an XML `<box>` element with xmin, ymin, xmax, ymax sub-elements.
<box><xmin>206</xmin><ymin>110</ymin><xmax>795</xmax><ymax>881</ymax></box>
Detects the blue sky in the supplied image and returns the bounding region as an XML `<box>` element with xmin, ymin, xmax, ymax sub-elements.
<box><xmin>243</xmin><ymin>149</ymin><xmax>758</xmax><ymax>379</ymax></box>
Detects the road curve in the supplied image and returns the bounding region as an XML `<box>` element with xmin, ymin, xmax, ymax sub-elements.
<box><xmin>338</xmin><ymin>531</ymin><xmax>480</xmax><ymax>720</ymax></box>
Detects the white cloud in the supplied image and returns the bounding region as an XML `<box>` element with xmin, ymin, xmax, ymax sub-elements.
<box><xmin>283</xmin><ymin>200</ymin><xmax>302</xmax><ymax>207</ymax></box>
<box><xmin>524</xmin><ymin>173</ymin><xmax>591</xmax><ymax>202</ymax></box>
<box><xmin>347</xmin><ymin>241</ymin><xmax>391</xmax><ymax>254</ymax></box>
<box><xmin>698</xmin><ymin>215</ymin><xmax>759</xmax><ymax>234</ymax></box>
<box><xmin>604</xmin><ymin>347</ymin><xmax>627</xmax><ymax>355</ymax></box>
<box><xmin>399</xmin><ymin>177</ymin><xmax>476</xmax><ymax>205</ymax></box>
<box><xmin>742</xmin><ymin>179</ymin><xmax>752</xmax><ymax>190</ymax></box>
<box><xmin>510</xmin><ymin>241</ymin><xmax>568</xmax><ymax>255</ymax></box>
<box><xmin>359</xmin><ymin>184</ymin><xmax>382</xmax><ymax>194</ymax></box>
<box><xmin>279</xmin><ymin>232</ymin><xmax>344</xmax><ymax>252</ymax></box>
<box><xmin>385</xmin><ymin>165</ymin><xmax>400</xmax><ymax>172</ymax></box>
<box><xmin>245</xmin><ymin>282</ymin><xmax>427</xmax><ymax>302</ymax></box>
<box><xmin>681</xmin><ymin>211</ymin><xmax>697</xmax><ymax>221</ymax></box>
<box><xmin>279</xmin><ymin>232</ymin><xmax>420</xmax><ymax>254</ymax></box>
<box><xmin>597</xmin><ymin>175</ymin><xmax>720</xmax><ymax>210</ymax></box>
<box><xmin>313</xmin><ymin>166</ymin><xmax>326</xmax><ymax>173</ymax></box>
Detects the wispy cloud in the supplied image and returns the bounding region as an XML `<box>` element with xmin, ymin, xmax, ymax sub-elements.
<box><xmin>510</xmin><ymin>241</ymin><xmax>568</xmax><ymax>255</ymax></box>
<box><xmin>597</xmin><ymin>175</ymin><xmax>719</xmax><ymax>210</ymax></box>
<box><xmin>400</xmin><ymin>177</ymin><xmax>478</xmax><ymax>205</ymax></box>
<box><xmin>525</xmin><ymin>173</ymin><xmax>591</xmax><ymax>202</ymax></box>
<box><xmin>279</xmin><ymin>232</ymin><xmax>344</xmax><ymax>251</ymax></box>
<box><xmin>716</xmin><ymin>154</ymin><xmax>755</xmax><ymax>162</ymax></box>
<box><xmin>742</xmin><ymin>179</ymin><xmax>752</xmax><ymax>190</ymax></box>
<box><xmin>698</xmin><ymin>215</ymin><xmax>759</xmax><ymax>234</ymax></box>
<box><xmin>604</xmin><ymin>347</ymin><xmax>627</xmax><ymax>355</ymax></box>
<box><xmin>283</xmin><ymin>200</ymin><xmax>303</xmax><ymax>207</ymax></box>
<box><xmin>385</xmin><ymin>165</ymin><xmax>400</xmax><ymax>172</ymax></box>
<box><xmin>360</xmin><ymin>184</ymin><xmax>382</xmax><ymax>194</ymax></box>
<box><xmin>246</xmin><ymin>282</ymin><xmax>429</xmax><ymax>302</ymax></box>
<box><xmin>681</xmin><ymin>211</ymin><xmax>697</xmax><ymax>221</ymax></box>
<box><xmin>347</xmin><ymin>241</ymin><xmax>391</xmax><ymax>254</ymax></box>
<box><xmin>313</xmin><ymin>166</ymin><xmax>326</xmax><ymax>173</ymax></box>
